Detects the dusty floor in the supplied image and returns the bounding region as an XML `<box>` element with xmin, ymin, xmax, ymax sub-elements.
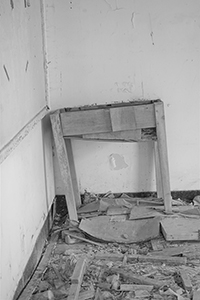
<box><xmin>20</xmin><ymin>195</ymin><xmax>200</xmax><ymax>300</ymax></box>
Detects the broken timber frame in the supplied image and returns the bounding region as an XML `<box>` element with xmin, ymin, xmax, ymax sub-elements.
<box><xmin>50</xmin><ymin>100</ymin><xmax>172</xmax><ymax>221</ymax></box>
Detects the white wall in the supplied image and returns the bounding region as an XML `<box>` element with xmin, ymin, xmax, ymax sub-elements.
<box><xmin>0</xmin><ymin>1</ymin><xmax>55</xmax><ymax>299</ymax></box>
<box><xmin>0</xmin><ymin>123</ymin><xmax>54</xmax><ymax>300</ymax></box>
<box><xmin>46</xmin><ymin>0</ymin><xmax>200</xmax><ymax>194</ymax></box>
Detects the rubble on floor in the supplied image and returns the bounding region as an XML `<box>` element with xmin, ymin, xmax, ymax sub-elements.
<box><xmin>20</xmin><ymin>193</ymin><xmax>200</xmax><ymax>300</ymax></box>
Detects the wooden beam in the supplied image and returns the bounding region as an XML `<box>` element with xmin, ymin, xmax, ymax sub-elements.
<box><xmin>154</xmin><ymin>102</ymin><xmax>172</xmax><ymax>212</ymax></box>
<box><xmin>50</xmin><ymin>112</ymin><xmax>78</xmax><ymax>221</ymax></box>
<box><xmin>60</xmin><ymin>109</ymin><xmax>112</xmax><ymax>136</ymax></box>
<box><xmin>110</xmin><ymin>104</ymin><xmax>155</xmax><ymax>131</ymax></box>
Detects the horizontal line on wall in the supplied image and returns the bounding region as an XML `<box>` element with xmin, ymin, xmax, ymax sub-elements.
<box><xmin>0</xmin><ymin>106</ymin><xmax>49</xmax><ymax>164</ymax></box>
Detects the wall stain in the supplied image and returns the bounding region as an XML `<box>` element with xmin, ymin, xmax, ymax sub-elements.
<box><xmin>109</xmin><ymin>153</ymin><xmax>128</xmax><ymax>170</ymax></box>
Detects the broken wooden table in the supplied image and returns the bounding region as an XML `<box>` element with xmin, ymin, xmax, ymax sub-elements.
<box><xmin>50</xmin><ymin>100</ymin><xmax>172</xmax><ymax>221</ymax></box>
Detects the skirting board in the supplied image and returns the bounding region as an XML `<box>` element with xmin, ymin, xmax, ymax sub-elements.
<box><xmin>13</xmin><ymin>198</ymin><xmax>56</xmax><ymax>300</ymax></box>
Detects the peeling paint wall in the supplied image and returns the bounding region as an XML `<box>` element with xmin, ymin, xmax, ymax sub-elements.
<box><xmin>46</xmin><ymin>0</ymin><xmax>200</xmax><ymax>193</ymax></box>
<box><xmin>0</xmin><ymin>1</ymin><xmax>54</xmax><ymax>299</ymax></box>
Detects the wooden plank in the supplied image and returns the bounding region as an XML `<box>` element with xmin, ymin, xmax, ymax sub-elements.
<box><xmin>110</xmin><ymin>104</ymin><xmax>155</xmax><ymax>131</ymax></box>
<box><xmin>160</xmin><ymin>217</ymin><xmax>200</xmax><ymax>241</ymax></box>
<box><xmin>179</xmin><ymin>269</ymin><xmax>193</xmax><ymax>291</ymax></box>
<box><xmin>150</xmin><ymin>246</ymin><xmax>184</xmax><ymax>257</ymax></box>
<box><xmin>67</xmin><ymin>283</ymin><xmax>80</xmax><ymax>300</ymax></box>
<box><xmin>95</xmin><ymin>252</ymin><xmax>186</xmax><ymax>265</ymax></box>
<box><xmin>154</xmin><ymin>101</ymin><xmax>172</xmax><ymax>212</ymax></box>
<box><xmin>82</xmin><ymin>129</ymin><xmax>141</xmax><ymax>141</ymax></box>
<box><xmin>111</xmin><ymin>267</ymin><xmax>166</xmax><ymax>288</ymax></box>
<box><xmin>128</xmin><ymin>254</ymin><xmax>187</xmax><ymax>265</ymax></box>
<box><xmin>120</xmin><ymin>284</ymin><xmax>153</xmax><ymax>292</ymax></box>
<box><xmin>65</xmin><ymin>139</ymin><xmax>81</xmax><ymax>208</ymax></box>
<box><xmin>71</xmin><ymin>257</ymin><xmax>88</xmax><ymax>284</ymax></box>
<box><xmin>50</xmin><ymin>112</ymin><xmax>78</xmax><ymax>221</ymax></box>
<box><xmin>154</xmin><ymin>141</ymin><xmax>163</xmax><ymax>198</ymax></box>
<box><xmin>61</xmin><ymin>109</ymin><xmax>112</xmax><ymax>136</ymax></box>
<box><xmin>68</xmin><ymin>257</ymin><xmax>88</xmax><ymax>300</ymax></box>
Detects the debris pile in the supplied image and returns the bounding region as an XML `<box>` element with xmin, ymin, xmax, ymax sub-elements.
<box><xmin>24</xmin><ymin>193</ymin><xmax>200</xmax><ymax>300</ymax></box>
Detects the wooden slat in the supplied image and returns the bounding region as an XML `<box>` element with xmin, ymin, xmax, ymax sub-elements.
<box><xmin>65</xmin><ymin>139</ymin><xmax>81</xmax><ymax>208</ymax></box>
<box><xmin>110</xmin><ymin>104</ymin><xmax>155</xmax><ymax>131</ymax></box>
<box><xmin>154</xmin><ymin>102</ymin><xmax>172</xmax><ymax>212</ymax></box>
<box><xmin>82</xmin><ymin>130</ymin><xmax>141</xmax><ymax>141</ymax></box>
<box><xmin>50</xmin><ymin>112</ymin><xmax>78</xmax><ymax>221</ymax></box>
<box><xmin>61</xmin><ymin>109</ymin><xmax>112</xmax><ymax>136</ymax></box>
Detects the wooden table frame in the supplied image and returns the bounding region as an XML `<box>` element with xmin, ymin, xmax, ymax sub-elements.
<box><xmin>50</xmin><ymin>100</ymin><xmax>172</xmax><ymax>221</ymax></box>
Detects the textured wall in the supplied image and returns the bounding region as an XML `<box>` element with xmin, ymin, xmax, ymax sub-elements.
<box><xmin>46</xmin><ymin>0</ymin><xmax>200</xmax><ymax>193</ymax></box>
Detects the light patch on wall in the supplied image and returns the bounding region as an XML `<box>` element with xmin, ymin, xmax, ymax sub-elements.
<box><xmin>109</xmin><ymin>153</ymin><xmax>128</xmax><ymax>170</ymax></box>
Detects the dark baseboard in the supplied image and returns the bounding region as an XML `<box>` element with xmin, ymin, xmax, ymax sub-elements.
<box><xmin>13</xmin><ymin>198</ymin><xmax>56</xmax><ymax>300</ymax></box>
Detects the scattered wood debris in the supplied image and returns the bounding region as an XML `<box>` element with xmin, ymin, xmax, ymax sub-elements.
<box><xmin>20</xmin><ymin>193</ymin><xmax>200</xmax><ymax>300</ymax></box>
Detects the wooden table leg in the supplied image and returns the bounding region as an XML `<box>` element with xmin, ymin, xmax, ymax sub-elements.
<box><xmin>50</xmin><ymin>112</ymin><xmax>78</xmax><ymax>221</ymax></box>
<box><xmin>65</xmin><ymin>138</ymin><xmax>81</xmax><ymax>208</ymax></box>
<box><xmin>154</xmin><ymin>102</ymin><xmax>172</xmax><ymax>212</ymax></box>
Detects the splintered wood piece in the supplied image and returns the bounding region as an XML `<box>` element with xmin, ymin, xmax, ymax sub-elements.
<box><xmin>151</xmin><ymin>239</ymin><xmax>165</xmax><ymax>251</ymax></box>
<box><xmin>61</xmin><ymin>109</ymin><xmax>112</xmax><ymax>136</ymax></box>
<box><xmin>79</xmin><ymin>216</ymin><xmax>160</xmax><ymax>243</ymax></box>
<box><xmin>160</xmin><ymin>217</ymin><xmax>200</xmax><ymax>241</ymax></box>
<box><xmin>50</xmin><ymin>113</ymin><xmax>78</xmax><ymax>221</ymax></box>
<box><xmin>179</xmin><ymin>269</ymin><xmax>193</xmax><ymax>291</ymax></box>
<box><xmin>129</xmin><ymin>206</ymin><xmax>162</xmax><ymax>220</ymax></box>
<box><xmin>150</xmin><ymin>246</ymin><xmax>184</xmax><ymax>257</ymax></box>
<box><xmin>120</xmin><ymin>284</ymin><xmax>153</xmax><ymax>292</ymax></box>
<box><xmin>95</xmin><ymin>252</ymin><xmax>186</xmax><ymax>265</ymax></box>
<box><xmin>154</xmin><ymin>101</ymin><xmax>172</xmax><ymax>212</ymax></box>
<box><xmin>111</xmin><ymin>268</ymin><xmax>166</xmax><ymax>288</ymax></box>
<box><xmin>71</xmin><ymin>256</ymin><xmax>88</xmax><ymax>284</ymax></box>
<box><xmin>110</xmin><ymin>104</ymin><xmax>155</xmax><ymax>131</ymax></box>
<box><xmin>128</xmin><ymin>254</ymin><xmax>187</xmax><ymax>265</ymax></box>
